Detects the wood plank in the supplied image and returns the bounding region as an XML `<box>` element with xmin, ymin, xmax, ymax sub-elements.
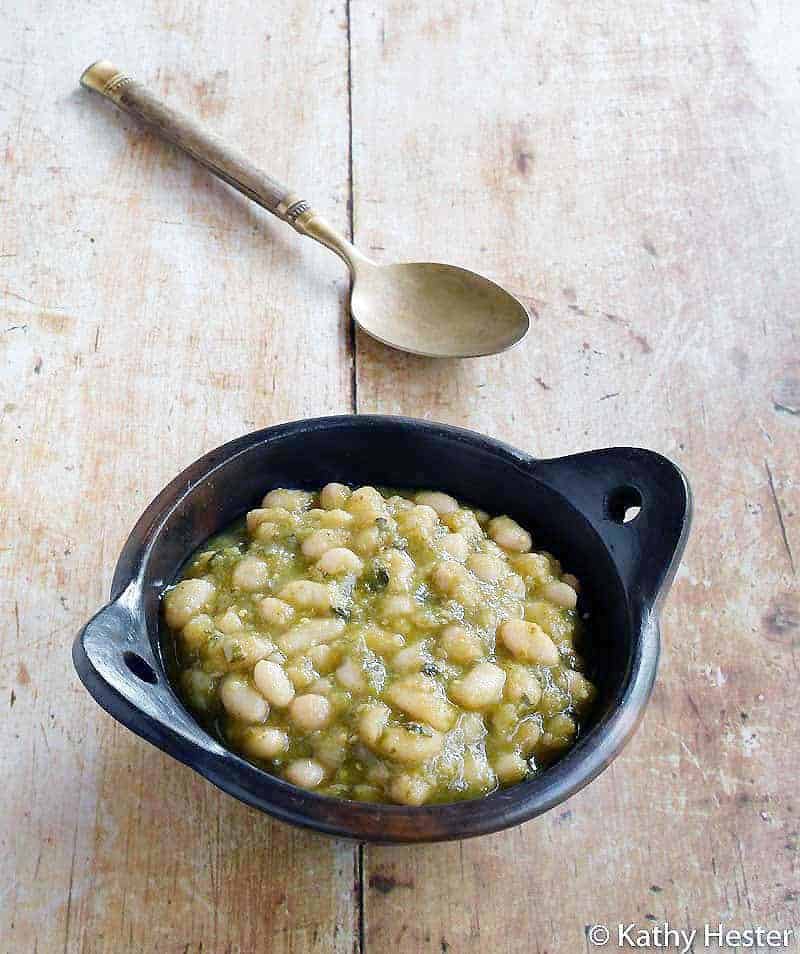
<box><xmin>0</xmin><ymin>2</ymin><xmax>356</xmax><ymax>952</ymax></box>
<box><xmin>351</xmin><ymin>0</ymin><xmax>800</xmax><ymax>949</ymax></box>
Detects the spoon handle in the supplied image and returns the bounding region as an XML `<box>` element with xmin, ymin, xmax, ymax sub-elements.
<box><xmin>80</xmin><ymin>60</ymin><xmax>311</xmax><ymax>228</ymax></box>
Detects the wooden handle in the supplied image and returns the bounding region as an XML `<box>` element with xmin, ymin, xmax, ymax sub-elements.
<box><xmin>80</xmin><ymin>60</ymin><xmax>311</xmax><ymax>225</ymax></box>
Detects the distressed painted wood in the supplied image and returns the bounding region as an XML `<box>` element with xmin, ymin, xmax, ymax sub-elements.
<box><xmin>2</xmin><ymin>0</ymin><xmax>799</xmax><ymax>951</ymax></box>
<box><xmin>0</xmin><ymin>2</ymin><xmax>356</xmax><ymax>952</ymax></box>
<box><xmin>351</xmin><ymin>0</ymin><xmax>800</xmax><ymax>950</ymax></box>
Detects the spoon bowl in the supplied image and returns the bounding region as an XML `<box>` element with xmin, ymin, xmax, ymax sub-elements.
<box><xmin>351</xmin><ymin>261</ymin><xmax>529</xmax><ymax>358</ymax></box>
<box><xmin>81</xmin><ymin>60</ymin><xmax>530</xmax><ymax>359</ymax></box>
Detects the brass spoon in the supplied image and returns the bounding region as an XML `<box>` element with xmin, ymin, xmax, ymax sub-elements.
<box><xmin>81</xmin><ymin>61</ymin><xmax>529</xmax><ymax>358</ymax></box>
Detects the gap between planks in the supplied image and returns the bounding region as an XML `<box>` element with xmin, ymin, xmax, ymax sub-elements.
<box><xmin>345</xmin><ymin>2</ymin><xmax>366</xmax><ymax>952</ymax></box>
<box><xmin>345</xmin><ymin>0</ymin><xmax>359</xmax><ymax>417</ymax></box>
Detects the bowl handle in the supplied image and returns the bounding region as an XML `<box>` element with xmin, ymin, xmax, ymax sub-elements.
<box><xmin>72</xmin><ymin>583</ymin><xmax>226</xmax><ymax>757</ymax></box>
<box><xmin>531</xmin><ymin>447</ymin><xmax>692</xmax><ymax>612</ymax></box>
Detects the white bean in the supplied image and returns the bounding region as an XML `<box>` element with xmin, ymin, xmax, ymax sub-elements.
<box><xmin>466</xmin><ymin>552</ymin><xmax>507</xmax><ymax>583</ymax></box>
<box><xmin>346</xmin><ymin>486</ymin><xmax>386</xmax><ymax>525</ymax></box>
<box><xmin>335</xmin><ymin>656</ymin><xmax>367</xmax><ymax>692</ymax></box>
<box><xmin>253</xmin><ymin>521</ymin><xmax>281</xmax><ymax>542</ymax></box>
<box><xmin>278</xmin><ymin>579</ymin><xmax>333</xmax><ymax>611</ymax></box>
<box><xmin>219</xmin><ymin>674</ymin><xmax>268</xmax><ymax>724</ymax></box>
<box><xmin>231</xmin><ymin>556</ymin><xmax>269</xmax><ymax>592</ymax></box>
<box><xmin>442</xmin><ymin>509</ymin><xmax>483</xmax><ymax>539</ymax></box>
<box><xmin>398</xmin><ymin>504</ymin><xmax>439</xmax><ymax>538</ymax></box>
<box><xmin>514</xmin><ymin>718</ymin><xmax>542</xmax><ymax>754</ymax></box>
<box><xmin>431</xmin><ymin>561</ymin><xmax>463</xmax><ymax>596</ymax></box>
<box><xmin>462</xmin><ymin>748</ymin><xmax>496</xmax><ymax>789</ymax></box>
<box><xmin>561</xmin><ymin>573</ymin><xmax>580</xmax><ymax>592</ymax></box>
<box><xmin>504</xmin><ymin>666</ymin><xmax>542</xmax><ymax>705</ymax></box>
<box><xmin>243</xmin><ymin>726</ymin><xmax>289</xmax><ymax>759</ymax></box>
<box><xmin>498</xmin><ymin>619</ymin><xmax>560</xmax><ymax>665</ymax></box>
<box><xmin>387</xmin><ymin>495</ymin><xmax>414</xmax><ymax>512</ymax></box>
<box><xmin>182</xmin><ymin>668</ymin><xmax>215</xmax><ymax>710</ymax></box>
<box><xmin>440</xmin><ymin>533</ymin><xmax>470</xmax><ymax>562</ymax></box>
<box><xmin>379</xmin><ymin>725</ymin><xmax>444</xmax><ymax>764</ymax></box>
<box><xmin>543</xmin><ymin>580</ymin><xmax>578</xmax><ymax>609</ymax></box>
<box><xmin>180</xmin><ymin>613</ymin><xmax>214</xmax><ymax>651</ymax></box>
<box><xmin>390</xmin><ymin>773</ymin><xmax>432</xmax><ymax>806</ymax></box>
<box><xmin>458</xmin><ymin>711</ymin><xmax>487</xmax><ymax>743</ymax></box>
<box><xmin>257</xmin><ymin>596</ymin><xmax>295</xmax><ymax>628</ymax></box>
<box><xmin>414</xmin><ymin>490</ymin><xmax>459</xmax><ymax>514</ymax></box>
<box><xmin>288</xmin><ymin>693</ymin><xmax>332</xmax><ymax>731</ymax></box>
<box><xmin>214</xmin><ymin>608</ymin><xmax>243</xmax><ymax>634</ymax></box>
<box><xmin>511</xmin><ymin>552</ymin><xmax>552</xmax><ymax>582</ymax></box>
<box><xmin>491</xmin><ymin>703</ymin><xmax>518</xmax><ymax>739</ymax></box>
<box><xmin>301</xmin><ymin>528</ymin><xmax>349</xmax><ymax>560</ymax></box>
<box><xmin>430</xmin><ymin>562</ymin><xmax>480</xmax><ymax>608</ymax></box>
<box><xmin>308</xmin><ymin>643</ymin><xmax>337</xmax><ymax>673</ymax></box>
<box><xmin>358</xmin><ymin>702</ymin><xmax>391</xmax><ymax>746</ymax></box>
<box><xmin>364</xmin><ymin>626</ymin><xmax>405</xmax><ymax>655</ymax></box>
<box><xmin>385</xmin><ymin>548</ymin><xmax>416</xmax><ymax>591</ymax></box>
<box><xmin>317</xmin><ymin>546</ymin><xmax>363</xmax><ymax>576</ymax></box>
<box><xmin>384</xmin><ymin>675</ymin><xmax>456</xmax><ymax>731</ymax></box>
<box><xmin>312</xmin><ymin>726</ymin><xmax>349</xmax><ymax>769</ymax></box>
<box><xmin>564</xmin><ymin>670</ymin><xmax>595</xmax><ymax>706</ymax></box>
<box><xmin>253</xmin><ymin>659</ymin><xmax>296</xmax><ymax>707</ymax></box>
<box><xmin>352</xmin><ymin>526</ymin><xmax>383</xmax><ymax>556</ymax></box>
<box><xmin>440</xmin><ymin>624</ymin><xmax>484</xmax><ymax>665</ymax></box>
<box><xmin>523</xmin><ymin>600</ymin><xmax>562</xmax><ymax>635</ymax></box>
<box><xmin>278</xmin><ymin>618</ymin><xmax>346</xmax><ymax>655</ymax></box>
<box><xmin>318</xmin><ymin>508</ymin><xmax>354</xmax><ymax>529</ymax></box>
<box><xmin>164</xmin><ymin>578</ymin><xmax>216</xmax><ymax>629</ymax></box>
<box><xmin>546</xmin><ymin>713</ymin><xmax>577</xmax><ymax>743</ymax></box>
<box><xmin>391</xmin><ymin>643</ymin><xmax>430</xmax><ymax>673</ymax></box>
<box><xmin>493</xmin><ymin>751</ymin><xmax>529</xmax><ymax>784</ymax></box>
<box><xmin>379</xmin><ymin>594</ymin><xmax>416</xmax><ymax>620</ymax></box>
<box><xmin>285</xmin><ymin>758</ymin><xmax>325</xmax><ymax>789</ymax></box>
<box><xmin>218</xmin><ymin>633</ymin><xmax>274</xmax><ymax>669</ymax></box>
<box><xmin>246</xmin><ymin>506</ymin><xmax>293</xmax><ymax>533</ymax></box>
<box><xmin>320</xmin><ymin>482</ymin><xmax>351</xmax><ymax>510</ymax></box>
<box><xmin>262</xmin><ymin>488</ymin><xmax>312</xmax><ymax>511</ymax></box>
<box><xmin>449</xmin><ymin>662</ymin><xmax>506</xmax><ymax>709</ymax></box>
<box><xmin>285</xmin><ymin>656</ymin><xmax>317</xmax><ymax>689</ymax></box>
<box><xmin>309</xmin><ymin>677</ymin><xmax>333</xmax><ymax>695</ymax></box>
<box><xmin>487</xmin><ymin>515</ymin><xmax>532</xmax><ymax>552</ymax></box>
<box><xmin>502</xmin><ymin>574</ymin><xmax>527</xmax><ymax>598</ymax></box>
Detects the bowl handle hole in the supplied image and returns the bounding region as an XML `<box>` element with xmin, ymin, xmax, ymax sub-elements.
<box><xmin>123</xmin><ymin>651</ymin><xmax>158</xmax><ymax>684</ymax></box>
<box><xmin>606</xmin><ymin>485</ymin><xmax>643</xmax><ymax>524</ymax></box>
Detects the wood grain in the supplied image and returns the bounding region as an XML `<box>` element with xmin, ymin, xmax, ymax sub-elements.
<box><xmin>0</xmin><ymin>2</ymin><xmax>356</xmax><ymax>952</ymax></box>
<box><xmin>2</xmin><ymin>0</ymin><xmax>799</xmax><ymax>951</ymax></box>
<box><xmin>82</xmin><ymin>61</ymin><xmax>297</xmax><ymax>220</ymax></box>
<box><xmin>351</xmin><ymin>0</ymin><xmax>800</xmax><ymax>950</ymax></box>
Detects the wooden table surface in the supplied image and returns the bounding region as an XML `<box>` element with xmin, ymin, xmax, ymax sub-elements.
<box><xmin>2</xmin><ymin>2</ymin><xmax>799</xmax><ymax>952</ymax></box>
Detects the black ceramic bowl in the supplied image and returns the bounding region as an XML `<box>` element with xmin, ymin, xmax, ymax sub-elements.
<box><xmin>73</xmin><ymin>416</ymin><xmax>690</xmax><ymax>843</ymax></box>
